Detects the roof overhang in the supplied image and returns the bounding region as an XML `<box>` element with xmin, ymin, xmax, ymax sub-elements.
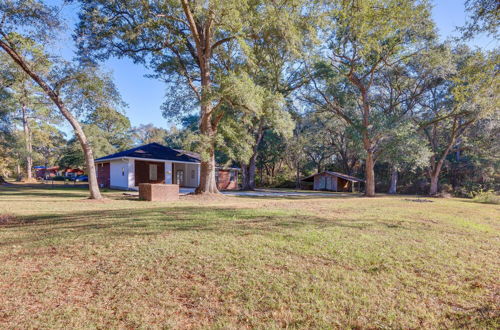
<box><xmin>95</xmin><ymin>156</ymin><xmax>200</xmax><ymax>165</ymax></box>
<box><xmin>301</xmin><ymin>171</ymin><xmax>364</xmax><ymax>183</ymax></box>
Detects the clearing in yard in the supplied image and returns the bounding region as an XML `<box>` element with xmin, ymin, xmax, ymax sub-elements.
<box><xmin>0</xmin><ymin>185</ymin><xmax>498</xmax><ymax>328</ymax></box>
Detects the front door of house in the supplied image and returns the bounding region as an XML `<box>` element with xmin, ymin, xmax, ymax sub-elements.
<box><xmin>176</xmin><ymin>170</ymin><xmax>184</xmax><ymax>187</ymax></box>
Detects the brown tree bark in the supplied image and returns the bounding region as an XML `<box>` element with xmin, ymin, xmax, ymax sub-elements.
<box><xmin>196</xmin><ymin>149</ymin><xmax>218</xmax><ymax>194</ymax></box>
<box><xmin>195</xmin><ymin>106</ymin><xmax>219</xmax><ymax>194</ymax></box>
<box><xmin>364</xmin><ymin>150</ymin><xmax>376</xmax><ymax>197</ymax></box>
<box><xmin>428</xmin><ymin>153</ymin><xmax>447</xmax><ymax>196</ymax></box>
<box><xmin>349</xmin><ymin>74</ymin><xmax>377</xmax><ymax>197</ymax></box>
<box><xmin>241</xmin><ymin>164</ymin><xmax>248</xmax><ymax>189</ymax></box>
<box><xmin>181</xmin><ymin>0</ymin><xmax>222</xmax><ymax>194</ymax></box>
<box><xmin>242</xmin><ymin>123</ymin><xmax>265</xmax><ymax>191</ymax></box>
<box><xmin>16</xmin><ymin>162</ymin><xmax>21</xmax><ymax>180</ymax></box>
<box><xmin>429</xmin><ymin>171</ymin><xmax>439</xmax><ymax>196</ymax></box>
<box><xmin>241</xmin><ymin>153</ymin><xmax>258</xmax><ymax>191</ymax></box>
<box><xmin>247</xmin><ymin>155</ymin><xmax>257</xmax><ymax>189</ymax></box>
<box><xmin>424</xmin><ymin>119</ymin><xmax>464</xmax><ymax>196</ymax></box>
<box><xmin>21</xmin><ymin>103</ymin><xmax>33</xmax><ymax>180</ymax></box>
<box><xmin>0</xmin><ymin>39</ymin><xmax>102</xmax><ymax>199</ymax></box>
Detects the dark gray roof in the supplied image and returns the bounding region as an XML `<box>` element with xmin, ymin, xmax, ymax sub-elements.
<box><xmin>95</xmin><ymin>143</ymin><xmax>200</xmax><ymax>163</ymax></box>
<box><xmin>302</xmin><ymin>171</ymin><xmax>364</xmax><ymax>182</ymax></box>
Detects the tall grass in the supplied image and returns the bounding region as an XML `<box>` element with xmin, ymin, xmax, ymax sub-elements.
<box><xmin>470</xmin><ymin>189</ymin><xmax>500</xmax><ymax>204</ymax></box>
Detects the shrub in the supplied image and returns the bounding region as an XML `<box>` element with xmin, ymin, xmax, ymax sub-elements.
<box><xmin>440</xmin><ymin>183</ymin><xmax>453</xmax><ymax>193</ymax></box>
<box><xmin>470</xmin><ymin>190</ymin><xmax>500</xmax><ymax>205</ymax></box>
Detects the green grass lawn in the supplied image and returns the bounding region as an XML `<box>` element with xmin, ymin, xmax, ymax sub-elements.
<box><xmin>0</xmin><ymin>184</ymin><xmax>499</xmax><ymax>328</ymax></box>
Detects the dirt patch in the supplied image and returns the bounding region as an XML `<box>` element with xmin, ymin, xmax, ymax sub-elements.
<box><xmin>76</xmin><ymin>198</ymin><xmax>113</xmax><ymax>203</ymax></box>
<box><xmin>404</xmin><ymin>198</ymin><xmax>434</xmax><ymax>203</ymax></box>
<box><xmin>21</xmin><ymin>178</ymin><xmax>38</xmax><ymax>184</ymax></box>
<box><xmin>0</xmin><ymin>214</ymin><xmax>23</xmax><ymax>225</ymax></box>
<box><xmin>181</xmin><ymin>193</ymin><xmax>229</xmax><ymax>202</ymax></box>
<box><xmin>420</xmin><ymin>219</ymin><xmax>438</xmax><ymax>224</ymax></box>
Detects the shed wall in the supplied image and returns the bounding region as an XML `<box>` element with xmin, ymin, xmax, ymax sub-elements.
<box><xmin>134</xmin><ymin>160</ymin><xmax>165</xmax><ymax>186</ymax></box>
<box><xmin>313</xmin><ymin>173</ymin><xmax>339</xmax><ymax>191</ymax></box>
<box><xmin>97</xmin><ymin>162</ymin><xmax>110</xmax><ymax>188</ymax></box>
<box><xmin>110</xmin><ymin>160</ymin><xmax>129</xmax><ymax>189</ymax></box>
<box><xmin>185</xmin><ymin>163</ymin><xmax>199</xmax><ymax>188</ymax></box>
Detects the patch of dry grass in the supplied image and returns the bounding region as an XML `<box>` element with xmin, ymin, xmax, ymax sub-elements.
<box><xmin>0</xmin><ymin>185</ymin><xmax>499</xmax><ymax>328</ymax></box>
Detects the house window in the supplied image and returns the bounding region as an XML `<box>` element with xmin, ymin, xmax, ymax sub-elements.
<box><xmin>149</xmin><ymin>164</ymin><xmax>157</xmax><ymax>180</ymax></box>
<box><xmin>121</xmin><ymin>167</ymin><xmax>125</xmax><ymax>176</ymax></box>
<box><xmin>230</xmin><ymin>170</ymin><xmax>236</xmax><ymax>182</ymax></box>
<box><xmin>215</xmin><ymin>170</ymin><xmax>219</xmax><ymax>183</ymax></box>
<box><xmin>191</xmin><ymin>169</ymin><xmax>195</xmax><ymax>179</ymax></box>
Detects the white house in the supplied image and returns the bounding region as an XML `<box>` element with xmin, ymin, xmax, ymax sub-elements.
<box><xmin>95</xmin><ymin>143</ymin><xmax>201</xmax><ymax>190</ymax></box>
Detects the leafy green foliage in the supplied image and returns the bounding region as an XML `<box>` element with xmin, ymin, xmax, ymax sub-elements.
<box><xmin>470</xmin><ymin>189</ymin><xmax>500</xmax><ymax>204</ymax></box>
<box><xmin>461</xmin><ymin>0</ymin><xmax>499</xmax><ymax>39</ymax></box>
<box><xmin>377</xmin><ymin>123</ymin><xmax>431</xmax><ymax>172</ymax></box>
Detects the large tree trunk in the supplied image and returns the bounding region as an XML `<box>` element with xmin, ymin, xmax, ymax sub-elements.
<box><xmin>21</xmin><ymin>103</ymin><xmax>33</xmax><ymax>181</ymax></box>
<box><xmin>241</xmin><ymin>164</ymin><xmax>249</xmax><ymax>190</ymax></box>
<box><xmin>428</xmin><ymin>158</ymin><xmax>445</xmax><ymax>196</ymax></box>
<box><xmin>16</xmin><ymin>162</ymin><xmax>21</xmax><ymax>179</ymax></box>
<box><xmin>427</xmin><ymin>125</ymin><xmax>457</xmax><ymax>196</ymax></box>
<box><xmin>388</xmin><ymin>167</ymin><xmax>398</xmax><ymax>194</ymax></box>
<box><xmin>428</xmin><ymin>154</ymin><xmax>447</xmax><ymax>196</ymax></box>
<box><xmin>429</xmin><ymin>173</ymin><xmax>439</xmax><ymax>196</ymax></box>
<box><xmin>246</xmin><ymin>154</ymin><xmax>257</xmax><ymax>190</ymax></box>
<box><xmin>76</xmin><ymin>132</ymin><xmax>102</xmax><ymax>199</ymax></box>
<box><xmin>196</xmin><ymin>148</ymin><xmax>218</xmax><ymax>194</ymax></box>
<box><xmin>195</xmin><ymin>106</ymin><xmax>219</xmax><ymax>194</ymax></box>
<box><xmin>0</xmin><ymin>40</ymin><xmax>102</xmax><ymax>199</ymax></box>
<box><xmin>241</xmin><ymin>158</ymin><xmax>257</xmax><ymax>191</ymax></box>
<box><xmin>356</xmin><ymin>81</ymin><xmax>376</xmax><ymax>197</ymax></box>
<box><xmin>181</xmin><ymin>0</ymin><xmax>219</xmax><ymax>194</ymax></box>
<box><xmin>364</xmin><ymin>151</ymin><xmax>376</xmax><ymax>197</ymax></box>
<box><xmin>242</xmin><ymin>124</ymin><xmax>264</xmax><ymax>191</ymax></box>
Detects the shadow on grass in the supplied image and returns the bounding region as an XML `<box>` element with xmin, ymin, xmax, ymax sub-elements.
<box><xmin>1</xmin><ymin>185</ymin><xmax>366</xmax><ymax>201</ymax></box>
<box><xmin>0</xmin><ymin>185</ymin><xmax>90</xmax><ymax>198</ymax></box>
<box><xmin>230</xmin><ymin>194</ymin><xmax>362</xmax><ymax>200</ymax></box>
<box><xmin>0</xmin><ymin>206</ymin><xmax>376</xmax><ymax>247</ymax></box>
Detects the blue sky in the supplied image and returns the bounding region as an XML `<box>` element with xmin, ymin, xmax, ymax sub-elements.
<box><xmin>48</xmin><ymin>0</ymin><xmax>497</xmax><ymax>132</ymax></box>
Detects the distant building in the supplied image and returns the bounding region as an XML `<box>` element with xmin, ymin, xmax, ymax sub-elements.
<box><xmin>34</xmin><ymin>166</ymin><xmax>59</xmax><ymax>179</ymax></box>
<box><xmin>34</xmin><ymin>166</ymin><xmax>84</xmax><ymax>179</ymax></box>
<box><xmin>301</xmin><ymin>171</ymin><xmax>364</xmax><ymax>192</ymax></box>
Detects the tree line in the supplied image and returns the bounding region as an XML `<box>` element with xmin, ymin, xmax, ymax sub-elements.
<box><xmin>0</xmin><ymin>0</ymin><xmax>498</xmax><ymax>198</ymax></box>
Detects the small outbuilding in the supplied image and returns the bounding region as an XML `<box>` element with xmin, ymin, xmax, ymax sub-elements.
<box><xmin>301</xmin><ymin>171</ymin><xmax>364</xmax><ymax>192</ymax></box>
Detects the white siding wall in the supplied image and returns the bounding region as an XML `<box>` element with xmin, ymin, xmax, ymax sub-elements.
<box><xmin>185</xmin><ymin>163</ymin><xmax>199</xmax><ymax>187</ymax></box>
<box><xmin>165</xmin><ymin>161</ymin><xmax>173</xmax><ymax>184</ymax></box>
<box><xmin>127</xmin><ymin>159</ymin><xmax>135</xmax><ymax>189</ymax></box>
<box><xmin>110</xmin><ymin>159</ymin><xmax>129</xmax><ymax>189</ymax></box>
